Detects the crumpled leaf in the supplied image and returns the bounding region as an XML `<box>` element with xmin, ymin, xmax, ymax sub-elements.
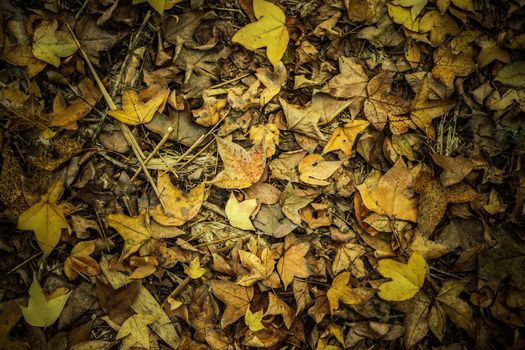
<box><xmin>225</xmin><ymin>193</ymin><xmax>258</xmax><ymax>231</ymax></box>
<box><xmin>32</xmin><ymin>20</ymin><xmax>77</xmax><ymax>67</ymax></box>
<box><xmin>17</xmin><ymin>177</ymin><xmax>70</xmax><ymax>256</ymax></box>
<box><xmin>116</xmin><ymin>313</ymin><xmax>157</xmax><ymax>350</ymax></box>
<box><xmin>151</xmin><ymin>173</ymin><xmax>205</xmax><ymax>226</ymax></box>
<box><xmin>64</xmin><ymin>240</ymin><xmax>101</xmax><ymax>280</ymax></box>
<box><xmin>376</xmin><ymin>252</ymin><xmax>428</xmax><ymax>301</ymax></box>
<box><xmin>249</xmin><ymin>123</ymin><xmax>280</xmax><ymax>158</ymax></box>
<box><xmin>210</xmin><ymin>137</ymin><xmax>266</xmax><ymax>189</ymax></box>
<box><xmin>245</xmin><ymin>309</ymin><xmax>265</xmax><ymax>332</ymax></box>
<box><xmin>108</xmin><ymin>89</ymin><xmax>169</xmax><ymax>125</ymax></box>
<box><xmin>327</xmin><ymin>272</ymin><xmax>374</xmax><ymax>314</ymax></box>
<box><xmin>237</xmin><ymin>247</ymin><xmax>275</xmax><ymax>286</ymax></box>
<box><xmin>209</xmin><ymin>280</ymin><xmax>254</xmax><ymax>328</ymax></box>
<box><xmin>323</xmin><ymin>120</ymin><xmax>369</xmax><ymax>157</ymax></box>
<box><xmin>232</xmin><ymin>0</ymin><xmax>289</xmax><ymax>66</ymax></box>
<box><xmin>20</xmin><ymin>277</ymin><xmax>71</xmax><ymax>327</ymax></box>
<box><xmin>432</xmin><ymin>42</ymin><xmax>477</xmax><ymax>87</ymax></box>
<box><xmin>356</xmin><ymin>158</ymin><xmax>418</xmax><ymax>222</ymax></box>
<box><xmin>256</xmin><ymin>62</ymin><xmax>287</xmax><ymax>105</ymax></box>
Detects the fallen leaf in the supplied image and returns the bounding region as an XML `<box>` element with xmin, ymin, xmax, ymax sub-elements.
<box><xmin>323</xmin><ymin>120</ymin><xmax>369</xmax><ymax>157</ymax></box>
<box><xmin>210</xmin><ymin>137</ymin><xmax>266</xmax><ymax>189</ymax></box>
<box><xmin>356</xmin><ymin>158</ymin><xmax>418</xmax><ymax>222</ymax></box>
<box><xmin>132</xmin><ymin>0</ymin><xmax>166</xmax><ymax>15</ymax></box>
<box><xmin>327</xmin><ymin>271</ymin><xmax>374</xmax><ymax>313</ymax></box>
<box><xmin>249</xmin><ymin>123</ymin><xmax>280</xmax><ymax>158</ymax></box>
<box><xmin>376</xmin><ymin>252</ymin><xmax>428</xmax><ymax>301</ymax></box>
<box><xmin>298</xmin><ymin>154</ymin><xmax>342</xmax><ymax>186</ymax></box>
<box><xmin>265</xmin><ymin>292</ymin><xmax>294</xmax><ymax>329</ymax></box>
<box><xmin>151</xmin><ymin>173</ymin><xmax>205</xmax><ymax>226</ymax></box>
<box><xmin>410</xmin><ymin>74</ymin><xmax>454</xmax><ymax>139</ymax></box>
<box><xmin>0</xmin><ymin>300</ymin><xmax>27</xmax><ymax>350</ymax></box>
<box><xmin>116</xmin><ymin>313</ymin><xmax>156</xmax><ymax>350</ymax></box>
<box><xmin>431</xmin><ymin>153</ymin><xmax>474</xmax><ymax>187</ymax></box>
<box><xmin>277</xmin><ymin>237</ymin><xmax>311</xmax><ymax>288</ymax></box>
<box><xmin>256</xmin><ymin>62</ymin><xmax>287</xmax><ymax>105</ymax></box>
<box><xmin>387</xmin><ymin>4</ymin><xmax>419</xmax><ymax>32</ymax></box>
<box><xmin>253</xmin><ymin>204</ymin><xmax>297</xmax><ymax>238</ymax></box>
<box><xmin>108</xmin><ymin>89</ymin><xmax>168</xmax><ymax>125</ymax></box>
<box><xmin>280</xmin><ymin>183</ymin><xmax>314</xmax><ymax>225</ymax></box>
<box><xmin>209</xmin><ymin>280</ymin><xmax>254</xmax><ymax>328</ymax></box>
<box><xmin>432</xmin><ymin>42</ymin><xmax>477</xmax><ymax>87</ymax></box>
<box><xmin>392</xmin><ymin>0</ymin><xmax>428</xmax><ymax>19</ymax></box>
<box><xmin>225</xmin><ymin>193</ymin><xmax>258</xmax><ymax>231</ymax></box>
<box><xmin>434</xmin><ymin>280</ymin><xmax>476</xmax><ymax>336</ymax></box>
<box><xmin>17</xmin><ymin>177</ymin><xmax>70</xmax><ymax>256</ymax></box>
<box><xmin>20</xmin><ymin>277</ymin><xmax>71</xmax><ymax>327</ymax></box>
<box><xmin>105</xmin><ymin>213</ymin><xmax>152</xmax><ymax>260</ymax></box>
<box><xmin>396</xmin><ymin>291</ymin><xmax>431</xmax><ymax>348</ymax></box>
<box><xmin>32</xmin><ymin>20</ymin><xmax>77</xmax><ymax>67</ymax></box>
<box><xmin>419</xmin><ymin>11</ymin><xmax>459</xmax><ymax>46</ymax></box>
<box><xmin>64</xmin><ymin>240</ymin><xmax>101</xmax><ymax>280</ymax></box>
<box><xmin>237</xmin><ymin>247</ymin><xmax>275</xmax><ymax>286</ymax></box>
<box><xmin>495</xmin><ymin>61</ymin><xmax>525</xmax><ymax>89</ymax></box>
<box><xmin>191</xmin><ymin>94</ymin><xmax>228</xmax><ymax>127</ymax></box>
<box><xmin>183</xmin><ymin>257</ymin><xmax>206</xmax><ymax>279</ymax></box>
<box><xmin>96</xmin><ymin>280</ymin><xmax>141</xmax><ymax>325</ymax></box>
<box><xmin>232</xmin><ymin>0</ymin><xmax>289</xmax><ymax>66</ymax></box>
<box><xmin>245</xmin><ymin>309</ymin><xmax>265</xmax><ymax>332</ymax></box>
<box><xmin>332</xmin><ymin>243</ymin><xmax>366</xmax><ymax>277</ymax></box>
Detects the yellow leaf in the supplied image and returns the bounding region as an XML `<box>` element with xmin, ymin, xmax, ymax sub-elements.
<box><xmin>183</xmin><ymin>257</ymin><xmax>206</xmax><ymax>279</ymax></box>
<box><xmin>387</xmin><ymin>4</ymin><xmax>419</xmax><ymax>32</ymax></box>
<box><xmin>132</xmin><ymin>0</ymin><xmax>165</xmax><ymax>15</ymax></box>
<box><xmin>32</xmin><ymin>20</ymin><xmax>77</xmax><ymax>67</ymax></box>
<box><xmin>237</xmin><ymin>247</ymin><xmax>275</xmax><ymax>286</ymax></box>
<box><xmin>116</xmin><ymin>313</ymin><xmax>157</xmax><ymax>350</ymax></box>
<box><xmin>151</xmin><ymin>173</ymin><xmax>205</xmax><ymax>226</ymax></box>
<box><xmin>191</xmin><ymin>94</ymin><xmax>228</xmax><ymax>127</ymax></box>
<box><xmin>327</xmin><ymin>272</ymin><xmax>374</xmax><ymax>314</ymax></box>
<box><xmin>298</xmin><ymin>154</ymin><xmax>342</xmax><ymax>186</ymax></box>
<box><xmin>245</xmin><ymin>309</ymin><xmax>265</xmax><ymax>332</ymax></box>
<box><xmin>419</xmin><ymin>11</ymin><xmax>459</xmax><ymax>46</ymax></box>
<box><xmin>17</xmin><ymin>178</ymin><xmax>69</xmax><ymax>256</ymax></box>
<box><xmin>451</xmin><ymin>0</ymin><xmax>474</xmax><ymax>11</ymax></box>
<box><xmin>209</xmin><ymin>280</ymin><xmax>254</xmax><ymax>328</ymax></box>
<box><xmin>232</xmin><ymin>0</ymin><xmax>289</xmax><ymax>66</ymax></box>
<box><xmin>276</xmin><ymin>238</ymin><xmax>311</xmax><ymax>288</ymax></box>
<box><xmin>249</xmin><ymin>123</ymin><xmax>280</xmax><ymax>158</ymax></box>
<box><xmin>108</xmin><ymin>89</ymin><xmax>167</xmax><ymax>125</ymax></box>
<box><xmin>264</xmin><ymin>292</ymin><xmax>294</xmax><ymax>329</ymax></box>
<box><xmin>376</xmin><ymin>252</ymin><xmax>428</xmax><ymax>301</ymax></box>
<box><xmin>391</xmin><ymin>0</ymin><xmax>428</xmax><ymax>19</ymax></box>
<box><xmin>105</xmin><ymin>212</ymin><xmax>152</xmax><ymax>260</ymax></box>
<box><xmin>323</xmin><ymin>120</ymin><xmax>369</xmax><ymax>157</ymax></box>
<box><xmin>225</xmin><ymin>193</ymin><xmax>258</xmax><ymax>231</ymax></box>
<box><xmin>210</xmin><ymin>137</ymin><xmax>266</xmax><ymax>189</ymax></box>
<box><xmin>432</xmin><ymin>42</ymin><xmax>477</xmax><ymax>87</ymax></box>
<box><xmin>356</xmin><ymin>158</ymin><xmax>418</xmax><ymax>222</ymax></box>
<box><xmin>64</xmin><ymin>240</ymin><xmax>100</xmax><ymax>280</ymax></box>
<box><xmin>20</xmin><ymin>277</ymin><xmax>71</xmax><ymax>327</ymax></box>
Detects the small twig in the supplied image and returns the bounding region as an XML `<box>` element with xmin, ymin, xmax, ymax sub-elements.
<box><xmin>131</xmin><ymin>126</ymin><xmax>173</xmax><ymax>182</ymax></box>
<box><xmin>7</xmin><ymin>252</ymin><xmax>43</xmax><ymax>275</ymax></box>
<box><xmin>209</xmin><ymin>73</ymin><xmax>250</xmax><ymax>90</ymax></box>
<box><xmin>168</xmin><ymin>276</ymin><xmax>191</xmax><ymax>299</ymax></box>
<box><xmin>67</xmin><ymin>24</ymin><xmax>167</xmax><ymax>210</ymax></box>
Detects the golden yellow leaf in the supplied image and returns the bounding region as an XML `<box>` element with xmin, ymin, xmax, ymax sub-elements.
<box><xmin>376</xmin><ymin>252</ymin><xmax>428</xmax><ymax>301</ymax></box>
<box><xmin>392</xmin><ymin>0</ymin><xmax>428</xmax><ymax>19</ymax></box>
<box><xmin>64</xmin><ymin>240</ymin><xmax>100</xmax><ymax>280</ymax></box>
<box><xmin>17</xmin><ymin>178</ymin><xmax>69</xmax><ymax>256</ymax></box>
<box><xmin>237</xmin><ymin>247</ymin><xmax>275</xmax><ymax>286</ymax></box>
<box><xmin>356</xmin><ymin>158</ymin><xmax>418</xmax><ymax>222</ymax></box>
<box><xmin>387</xmin><ymin>4</ymin><xmax>419</xmax><ymax>32</ymax></box>
<box><xmin>132</xmin><ymin>0</ymin><xmax>166</xmax><ymax>15</ymax></box>
<box><xmin>225</xmin><ymin>194</ymin><xmax>258</xmax><ymax>231</ymax></box>
<box><xmin>20</xmin><ymin>277</ymin><xmax>71</xmax><ymax>327</ymax></box>
<box><xmin>323</xmin><ymin>120</ymin><xmax>369</xmax><ymax>157</ymax></box>
<box><xmin>432</xmin><ymin>42</ymin><xmax>477</xmax><ymax>87</ymax></box>
<box><xmin>277</xmin><ymin>238</ymin><xmax>311</xmax><ymax>288</ymax></box>
<box><xmin>410</xmin><ymin>74</ymin><xmax>454</xmax><ymax>139</ymax></box>
<box><xmin>191</xmin><ymin>94</ymin><xmax>228</xmax><ymax>127</ymax></box>
<box><xmin>249</xmin><ymin>123</ymin><xmax>280</xmax><ymax>158</ymax></box>
<box><xmin>116</xmin><ymin>313</ymin><xmax>157</xmax><ymax>350</ymax></box>
<box><xmin>298</xmin><ymin>154</ymin><xmax>342</xmax><ymax>186</ymax></box>
<box><xmin>108</xmin><ymin>89</ymin><xmax>168</xmax><ymax>125</ymax></box>
<box><xmin>32</xmin><ymin>20</ymin><xmax>77</xmax><ymax>68</ymax></box>
<box><xmin>245</xmin><ymin>309</ymin><xmax>265</xmax><ymax>332</ymax></box>
<box><xmin>419</xmin><ymin>11</ymin><xmax>459</xmax><ymax>46</ymax></box>
<box><xmin>264</xmin><ymin>292</ymin><xmax>294</xmax><ymax>329</ymax></box>
<box><xmin>151</xmin><ymin>173</ymin><xmax>205</xmax><ymax>226</ymax></box>
<box><xmin>105</xmin><ymin>212</ymin><xmax>152</xmax><ymax>260</ymax></box>
<box><xmin>327</xmin><ymin>272</ymin><xmax>374</xmax><ymax>314</ymax></box>
<box><xmin>209</xmin><ymin>280</ymin><xmax>254</xmax><ymax>328</ymax></box>
<box><xmin>183</xmin><ymin>257</ymin><xmax>206</xmax><ymax>279</ymax></box>
<box><xmin>210</xmin><ymin>137</ymin><xmax>266</xmax><ymax>189</ymax></box>
<box><xmin>232</xmin><ymin>0</ymin><xmax>289</xmax><ymax>66</ymax></box>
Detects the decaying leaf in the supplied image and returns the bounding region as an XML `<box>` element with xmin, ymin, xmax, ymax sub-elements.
<box><xmin>237</xmin><ymin>247</ymin><xmax>275</xmax><ymax>286</ymax></box>
<box><xmin>277</xmin><ymin>237</ymin><xmax>311</xmax><ymax>288</ymax></box>
<box><xmin>209</xmin><ymin>280</ymin><xmax>254</xmax><ymax>328</ymax></box>
<box><xmin>64</xmin><ymin>240</ymin><xmax>101</xmax><ymax>280</ymax></box>
<box><xmin>432</xmin><ymin>42</ymin><xmax>477</xmax><ymax>87</ymax></box>
<box><xmin>323</xmin><ymin>120</ymin><xmax>369</xmax><ymax>157</ymax></box>
<box><xmin>32</xmin><ymin>20</ymin><xmax>77</xmax><ymax>67</ymax></box>
<box><xmin>376</xmin><ymin>252</ymin><xmax>428</xmax><ymax>301</ymax></box>
<box><xmin>232</xmin><ymin>0</ymin><xmax>289</xmax><ymax>66</ymax></box>
<box><xmin>327</xmin><ymin>272</ymin><xmax>374</xmax><ymax>313</ymax></box>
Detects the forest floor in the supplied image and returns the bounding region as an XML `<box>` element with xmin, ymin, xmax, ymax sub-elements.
<box><xmin>1</xmin><ymin>0</ymin><xmax>525</xmax><ymax>349</ymax></box>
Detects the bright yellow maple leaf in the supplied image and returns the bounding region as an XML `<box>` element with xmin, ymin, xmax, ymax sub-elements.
<box><xmin>376</xmin><ymin>252</ymin><xmax>428</xmax><ymax>301</ymax></box>
<box><xmin>116</xmin><ymin>313</ymin><xmax>157</xmax><ymax>350</ymax></box>
<box><xmin>108</xmin><ymin>89</ymin><xmax>167</xmax><ymax>125</ymax></box>
<box><xmin>323</xmin><ymin>120</ymin><xmax>369</xmax><ymax>157</ymax></box>
<box><xmin>32</xmin><ymin>20</ymin><xmax>77</xmax><ymax>68</ymax></box>
<box><xmin>326</xmin><ymin>271</ymin><xmax>374</xmax><ymax>314</ymax></box>
<box><xmin>245</xmin><ymin>309</ymin><xmax>266</xmax><ymax>332</ymax></box>
<box><xmin>17</xmin><ymin>178</ymin><xmax>69</xmax><ymax>256</ymax></box>
<box><xmin>225</xmin><ymin>193</ymin><xmax>258</xmax><ymax>231</ymax></box>
<box><xmin>387</xmin><ymin>3</ymin><xmax>419</xmax><ymax>31</ymax></box>
<box><xmin>232</xmin><ymin>0</ymin><xmax>289</xmax><ymax>66</ymax></box>
<box><xmin>20</xmin><ymin>277</ymin><xmax>71</xmax><ymax>327</ymax></box>
<box><xmin>183</xmin><ymin>257</ymin><xmax>206</xmax><ymax>279</ymax></box>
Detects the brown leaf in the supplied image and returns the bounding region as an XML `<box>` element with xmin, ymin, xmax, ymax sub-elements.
<box><xmin>396</xmin><ymin>291</ymin><xmax>431</xmax><ymax>348</ymax></box>
<box><xmin>432</xmin><ymin>42</ymin><xmax>477</xmax><ymax>87</ymax></box>
<box><xmin>96</xmin><ymin>280</ymin><xmax>141</xmax><ymax>325</ymax></box>
<box><xmin>431</xmin><ymin>153</ymin><xmax>474</xmax><ymax>187</ymax></box>
<box><xmin>277</xmin><ymin>236</ymin><xmax>311</xmax><ymax>289</ymax></box>
<box><xmin>209</xmin><ymin>280</ymin><xmax>254</xmax><ymax>328</ymax></box>
<box><xmin>435</xmin><ymin>280</ymin><xmax>476</xmax><ymax>336</ymax></box>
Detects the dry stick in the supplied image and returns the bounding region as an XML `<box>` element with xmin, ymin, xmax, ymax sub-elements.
<box><xmin>130</xmin><ymin>126</ymin><xmax>173</xmax><ymax>182</ymax></box>
<box><xmin>67</xmin><ymin>25</ymin><xmax>167</xmax><ymax>210</ymax></box>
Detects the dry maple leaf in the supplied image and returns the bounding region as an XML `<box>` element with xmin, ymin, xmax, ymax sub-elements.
<box><xmin>151</xmin><ymin>173</ymin><xmax>205</xmax><ymax>226</ymax></box>
<box><xmin>209</xmin><ymin>280</ymin><xmax>254</xmax><ymax>328</ymax></box>
<box><xmin>225</xmin><ymin>193</ymin><xmax>258</xmax><ymax>231</ymax></box>
<box><xmin>433</xmin><ymin>280</ymin><xmax>476</xmax><ymax>336</ymax></box>
<box><xmin>298</xmin><ymin>154</ymin><xmax>342</xmax><ymax>186</ymax></box>
<box><xmin>356</xmin><ymin>158</ymin><xmax>418</xmax><ymax>222</ymax></box>
<box><xmin>376</xmin><ymin>252</ymin><xmax>428</xmax><ymax>301</ymax></box>
<box><xmin>256</xmin><ymin>62</ymin><xmax>287</xmax><ymax>105</ymax></box>
<box><xmin>17</xmin><ymin>177</ymin><xmax>70</xmax><ymax>256</ymax></box>
<box><xmin>323</xmin><ymin>120</ymin><xmax>369</xmax><ymax>157</ymax></box>
<box><xmin>410</xmin><ymin>74</ymin><xmax>454</xmax><ymax>140</ymax></box>
<box><xmin>265</xmin><ymin>292</ymin><xmax>294</xmax><ymax>329</ymax></box>
<box><xmin>116</xmin><ymin>313</ymin><xmax>157</xmax><ymax>350</ymax></box>
<box><xmin>191</xmin><ymin>94</ymin><xmax>228</xmax><ymax>127</ymax></box>
<box><xmin>244</xmin><ymin>309</ymin><xmax>265</xmax><ymax>332</ymax></box>
<box><xmin>232</xmin><ymin>0</ymin><xmax>289</xmax><ymax>66</ymax></box>
<box><xmin>32</xmin><ymin>20</ymin><xmax>77</xmax><ymax>67</ymax></box>
<box><xmin>280</xmin><ymin>183</ymin><xmax>314</xmax><ymax>225</ymax></box>
<box><xmin>387</xmin><ymin>3</ymin><xmax>419</xmax><ymax>32</ymax></box>
<box><xmin>249</xmin><ymin>123</ymin><xmax>280</xmax><ymax>158</ymax></box>
<box><xmin>419</xmin><ymin>11</ymin><xmax>459</xmax><ymax>46</ymax></box>
<box><xmin>392</xmin><ymin>0</ymin><xmax>427</xmax><ymax>19</ymax></box>
<box><xmin>327</xmin><ymin>271</ymin><xmax>374</xmax><ymax>314</ymax></box>
<box><xmin>210</xmin><ymin>137</ymin><xmax>266</xmax><ymax>189</ymax></box>
<box><xmin>332</xmin><ymin>243</ymin><xmax>366</xmax><ymax>277</ymax></box>
<box><xmin>237</xmin><ymin>247</ymin><xmax>275</xmax><ymax>286</ymax></box>
<box><xmin>277</xmin><ymin>237</ymin><xmax>311</xmax><ymax>289</ymax></box>
<box><xmin>108</xmin><ymin>89</ymin><xmax>168</xmax><ymax>125</ymax></box>
<box><xmin>64</xmin><ymin>240</ymin><xmax>101</xmax><ymax>280</ymax></box>
<box><xmin>432</xmin><ymin>42</ymin><xmax>477</xmax><ymax>87</ymax></box>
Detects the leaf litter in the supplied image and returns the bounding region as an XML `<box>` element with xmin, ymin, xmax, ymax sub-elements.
<box><xmin>1</xmin><ymin>0</ymin><xmax>525</xmax><ymax>349</ymax></box>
